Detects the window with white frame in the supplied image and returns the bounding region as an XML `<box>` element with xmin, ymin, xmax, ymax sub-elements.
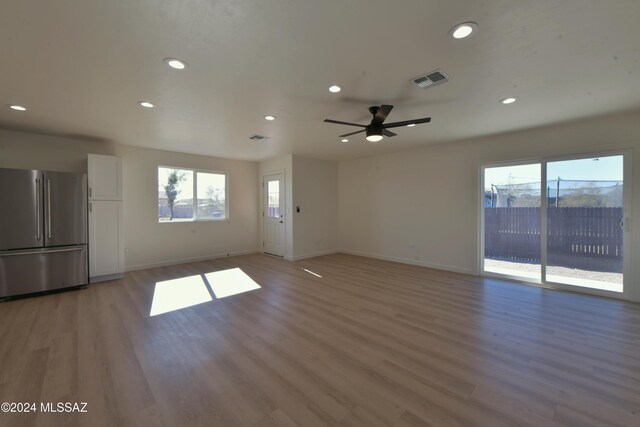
<box><xmin>158</xmin><ymin>166</ymin><xmax>228</xmax><ymax>222</ymax></box>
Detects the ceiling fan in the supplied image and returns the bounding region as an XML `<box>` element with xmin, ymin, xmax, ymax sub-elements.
<box><xmin>324</xmin><ymin>105</ymin><xmax>431</xmax><ymax>142</ymax></box>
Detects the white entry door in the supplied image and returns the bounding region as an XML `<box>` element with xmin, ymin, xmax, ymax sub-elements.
<box><xmin>263</xmin><ymin>173</ymin><xmax>285</xmax><ymax>257</ymax></box>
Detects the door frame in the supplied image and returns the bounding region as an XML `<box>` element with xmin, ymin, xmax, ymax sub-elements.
<box><xmin>479</xmin><ymin>149</ymin><xmax>632</xmax><ymax>300</ymax></box>
<box><xmin>261</xmin><ymin>170</ymin><xmax>286</xmax><ymax>257</ymax></box>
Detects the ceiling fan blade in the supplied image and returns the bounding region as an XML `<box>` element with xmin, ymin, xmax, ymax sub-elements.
<box><xmin>324</xmin><ymin>119</ymin><xmax>367</xmax><ymax>127</ymax></box>
<box><xmin>339</xmin><ymin>129</ymin><xmax>366</xmax><ymax>138</ymax></box>
<box><xmin>382</xmin><ymin>129</ymin><xmax>397</xmax><ymax>137</ymax></box>
<box><xmin>372</xmin><ymin>105</ymin><xmax>394</xmax><ymax>125</ymax></box>
<box><xmin>383</xmin><ymin>117</ymin><xmax>431</xmax><ymax>129</ymax></box>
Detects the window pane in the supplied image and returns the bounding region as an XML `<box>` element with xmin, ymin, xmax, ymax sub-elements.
<box><xmin>267</xmin><ymin>180</ymin><xmax>280</xmax><ymax>218</ymax></box>
<box><xmin>483</xmin><ymin>163</ymin><xmax>541</xmax><ymax>280</ymax></box>
<box><xmin>197</xmin><ymin>172</ymin><xmax>226</xmax><ymax>219</ymax></box>
<box><xmin>158</xmin><ymin>167</ymin><xmax>194</xmax><ymax>222</ymax></box>
<box><xmin>545</xmin><ymin>155</ymin><xmax>623</xmax><ymax>292</ymax></box>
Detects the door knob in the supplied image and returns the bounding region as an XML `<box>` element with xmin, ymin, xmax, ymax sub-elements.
<box><xmin>279</xmin><ymin>220</ymin><xmax>283</xmax><ymax>223</ymax></box>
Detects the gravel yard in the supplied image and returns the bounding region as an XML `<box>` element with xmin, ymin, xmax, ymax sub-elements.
<box><xmin>484</xmin><ymin>259</ymin><xmax>622</xmax><ymax>284</ymax></box>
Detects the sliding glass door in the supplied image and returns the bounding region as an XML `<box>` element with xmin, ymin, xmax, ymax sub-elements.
<box><xmin>545</xmin><ymin>156</ymin><xmax>624</xmax><ymax>292</ymax></box>
<box><xmin>482</xmin><ymin>153</ymin><xmax>628</xmax><ymax>296</ymax></box>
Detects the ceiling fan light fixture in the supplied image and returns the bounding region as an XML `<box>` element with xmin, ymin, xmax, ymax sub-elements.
<box><xmin>325</xmin><ymin>104</ymin><xmax>430</xmax><ymax>142</ymax></box>
<box><xmin>365</xmin><ymin>126</ymin><xmax>384</xmax><ymax>142</ymax></box>
<box><xmin>450</xmin><ymin>22</ymin><xmax>478</xmax><ymax>39</ymax></box>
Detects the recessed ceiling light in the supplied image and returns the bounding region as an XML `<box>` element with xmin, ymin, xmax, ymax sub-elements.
<box><xmin>407</xmin><ymin>123</ymin><xmax>416</xmax><ymax>127</ymax></box>
<box><xmin>264</xmin><ymin>115</ymin><xmax>276</xmax><ymax>121</ymax></box>
<box><xmin>500</xmin><ymin>97</ymin><xmax>518</xmax><ymax>105</ymax></box>
<box><xmin>8</xmin><ymin>105</ymin><xmax>27</xmax><ymax>111</ymax></box>
<box><xmin>450</xmin><ymin>22</ymin><xmax>478</xmax><ymax>39</ymax></box>
<box><xmin>329</xmin><ymin>85</ymin><xmax>342</xmax><ymax>93</ymax></box>
<box><xmin>341</xmin><ymin>138</ymin><xmax>349</xmax><ymax>142</ymax></box>
<box><xmin>138</xmin><ymin>101</ymin><xmax>154</xmax><ymax>108</ymax></box>
<box><xmin>164</xmin><ymin>58</ymin><xmax>187</xmax><ymax>70</ymax></box>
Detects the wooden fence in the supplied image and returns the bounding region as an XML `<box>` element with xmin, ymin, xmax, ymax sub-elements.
<box><xmin>484</xmin><ymin>207</ymin><xmax>623</xmax><ymax>272</ymax></box>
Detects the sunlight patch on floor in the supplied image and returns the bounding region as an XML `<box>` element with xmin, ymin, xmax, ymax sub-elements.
<box><xmin>150</xmin><ymin>275</ymin><xmax>213</xmax><ymax>316</ymax></box>
<box><xmin>302</xmin><ymin>268</ymin><xmax>322</xmax><ymax>278</ymax></box>
<box><xmin>204</xmin><ymin>268</ymin><xmax>261</xmax><ymax>299</ymax></box>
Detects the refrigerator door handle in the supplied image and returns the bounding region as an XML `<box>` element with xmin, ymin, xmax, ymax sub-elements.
<box><xmin>0</xmin><ymin>247</ymin><xmax>84</xmax><ymax>257</ymax></box>
<box><xmin>35</xmin><ymin>178</ymin><xmax>41</xmax><ymax>240</ymax></box>
<box><xmin>47</xmin><ymin>179</ymin><xmax>52</xmax><ymax>239</ymax></box>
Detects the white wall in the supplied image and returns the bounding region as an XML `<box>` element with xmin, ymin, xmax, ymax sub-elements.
<box><xmin>338</xmin><ymin>109</ymin><xmax>640</xmax><ymax>301</ymax></box>
<box><xmin>258</xmin><ymin>154</ymin><xmax>339</xmax><ymax>260</ymax></box>
<box><xmin>5</xmin><ymin>107</ymin><xmax>638</xmax><ymax>302</ymax></box>
<box><xmin>0</xmin><ymin>129</ymin><xmax>260</xmax><ymax>270</ymax></box>
<box><xmin>291</xmin><ymin>155</ymin><xmax>338</xmax><ymax>260</ymax></box>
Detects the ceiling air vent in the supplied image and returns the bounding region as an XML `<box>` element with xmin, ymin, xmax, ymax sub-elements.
<box><xmin>412</xmin><ymin>69</ymin><xmax>449</xmax><ymax>89</ymax></box>
<box><xmin>249</xmin><ymin>134</ymin><xmax>269</xmax><ymax>141</ymax></box>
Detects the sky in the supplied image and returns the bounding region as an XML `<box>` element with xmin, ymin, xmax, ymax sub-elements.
<box><xmin>484</xmin><ymin>155</ymin><xmax>623</xmax><ymax>190</ymax></box>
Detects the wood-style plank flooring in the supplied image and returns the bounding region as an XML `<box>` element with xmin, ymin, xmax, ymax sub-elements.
<box><xmin>1</xmin><ymin>253</ymin><xmax>639</xmax><ymax>426</ymax></box>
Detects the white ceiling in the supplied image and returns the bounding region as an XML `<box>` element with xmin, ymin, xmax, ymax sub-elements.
<box><xmin>1</xmin><ymin>0</ymin><xmax>639</xmax><ymax>161</ymax></box>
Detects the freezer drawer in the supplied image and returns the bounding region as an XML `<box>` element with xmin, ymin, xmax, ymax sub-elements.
<box><xmin>0</xmin><ymin>246</ymin><xmax>88</xmax><ymax>298</ymax></box>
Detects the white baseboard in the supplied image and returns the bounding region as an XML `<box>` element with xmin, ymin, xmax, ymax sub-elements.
<box><xmin>90</xmin><ymin>272</ymin><xmax>124</xmax><ymax>283</ymax></box>
<box><xmin>337</xmin><ymin>249</ymin><xmax>476</xmax><ymax>276</ymax></box>
<box><xmin>124</xmin><ymin>247</ymin><xmax>474</xmax><ymax>276</ymax></box>
<box><xmin>288</xmin><ymin>249</ymin><xmax>338</xmax><ymax>261</ymax></box>
<box><xmin>124</xmin><ymin>249</ymin><xmax>260</xmax><ymax>272</ymax></box>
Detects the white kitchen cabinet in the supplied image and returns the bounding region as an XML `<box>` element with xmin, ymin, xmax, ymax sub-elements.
<box><xmin>88</xmin><ymin>201</ymin><xmax>124</xmax><ymax>280</ymax></box>
<box><xmin>87</xmin><ymin>153</ymin><xmax>124</xmax><ymax>282</ymax></box>
<box><xmin>88</xmin><ymin>154</ymin><xmax>122</xmax><ymax>201</ymax></box>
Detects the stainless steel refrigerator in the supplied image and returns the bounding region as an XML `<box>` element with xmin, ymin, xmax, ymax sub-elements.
<box><xmin>0</xmin><ymin>168</ymin><xmax>88</xmax><ymax>299</ymax></box>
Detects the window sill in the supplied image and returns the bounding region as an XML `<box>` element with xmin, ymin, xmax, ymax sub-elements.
<box><xmin>158</xmin><ymin>218</ymin><xmax>229</xmax><ymax>224</ymax></box>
